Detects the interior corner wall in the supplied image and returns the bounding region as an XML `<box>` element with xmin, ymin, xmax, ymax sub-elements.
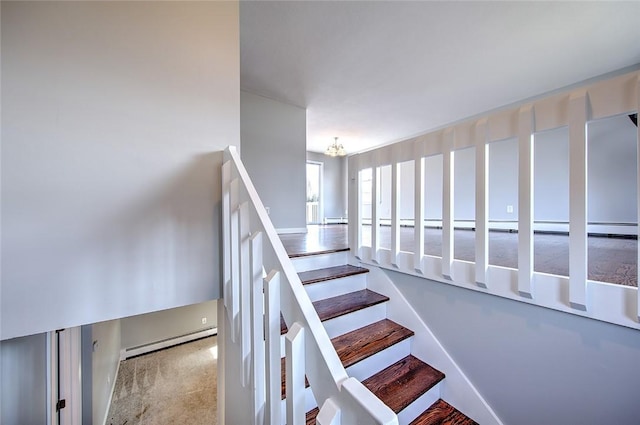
<box><xmin>241</xmin><ymin>91</ymin><xmax>306</xmax><ymax>230</ymax></box>
<box><xmin>0</xmin><ymin>1</ymin><xmax>240</xmax><ymax>340</ymax></box>
<box><xmin>307</xmin><ymin>152</ymin><xmax>348</xmax><ymax>220</ymax></box>
<box><xmin>387</xmin><ymin>270</ymin><xmax>640</xmax><ymax>425</ymax></box>
<box><xmin>86</xmin><ymin>319</ymin><xmax>121</xmax><ymax>425</ymax></box>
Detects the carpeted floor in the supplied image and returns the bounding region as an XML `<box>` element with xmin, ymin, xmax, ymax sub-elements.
<box><xmin>106</xmin><ymin>336</ymin><xmax>217</xmax><ymax>425</ymax></box>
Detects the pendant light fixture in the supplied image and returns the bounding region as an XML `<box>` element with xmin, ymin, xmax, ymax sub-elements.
<box><xmin>324</xmin><ymin>137</ymin><xmax>346</xmax><ymax>157</ymax></box>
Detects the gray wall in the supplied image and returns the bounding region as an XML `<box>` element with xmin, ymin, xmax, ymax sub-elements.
<box><xmin>241</xmin><ymin>91</ymin><xmax>307</xmax><ymax>230</ymax></box>
<box><xmin>1</xmin><ymin>1</ymin><xmax>239</xmax><ymax>340</ymax></box>
<box><xmin>455</xmin><ymin>147</ymin><xmax>477</xmax><ymax>221</ymax></box>
<box><xmin>534</xmin><ymin>126</ymin><xmax>569</xmax><ymax>221</ymax></box>
<box><xmin>307</xmin><ymin>152</ymin><xmax>348</xmax><ymax>220</ymax></box>
<box><xmin>424</xmin><ymin>155</ymin><xmax>444</xmax><ymax>220</ymax></box>
<box><xmin>0</xmin><ymin>334</ymin><xmax>48</xmax><ymax>425</ymax></box>
<box><xmin>588</xmin><ymin>114</ymin><xmax>638</xmax><ymax>222</ymax></box>
<box><xmin>120</xmin><ymin>300</ymin><xmax>217</xmax><ymax>349</ymax></box>
<box><xmin>388</xmin><ymin>270</ymin><xmax>640</xmax><ymax>425</ymax></box>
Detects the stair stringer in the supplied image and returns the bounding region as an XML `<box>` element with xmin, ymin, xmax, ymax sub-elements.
<box><xmin>361</xmin><ymin>263</ymin><xmax>504</xmax><ymax>425</ymax></box>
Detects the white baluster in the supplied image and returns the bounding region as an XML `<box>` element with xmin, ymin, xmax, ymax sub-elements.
<box><xmin>222</xmin><ymin>160</ymin><xmax>232</xmax><ymax>312</ymax></box>
<box><xmin>442</xmin><ymin>130</ymin><xmax>454</xmax><ymax>280</ymax></box>
<box><xmin>391</xmin><ymin>160</ymin><xmax>400</xmax><ymax>267</ymax></box>
<box><xmin>250</xmin><ymin>232</ymin><xmax>266</xmax><ymax>425</ymax></box>
<box><xmin>316</xmin><ymin>399</ymin><xmax>341</xmax><ymax>425</ymax></box>
<box><xmin>569</xmin><ymin>91</ymin><xmax>589</xmax><ymax>311</ymax></box>
<box><xmin>372</xmin><ymin>164</ymin><xmax>380</xmax><ymax>264</ymax></box>
<box><xmin>475</xmin><ymin>120</ymin><xmax>489</xmax><ymax>288</ymax></box>
<box><xmin>518</xmin><ymin>105</ymin><xmax>535</xmax><ymax>298</ymax></box>
<box><xmin>414</xmin><ymin>154</ymin><xmax>425</xmax><ymax>273</ymax></box>
<box><xmin>230</xmin><ymin>178</ymin><xmax>240</xmax><ymax>340</ymax></box>
<box><xmin>265</xmin><ymin>270</ymin><xmax>282</xmax><ymax>425</ymax></box>
<box><xmin>239</xmin><ymin>201</ymin><xmax>251</xmax><ymax>386</ymax></box>
<box><xmin>286</xmin><ymin>322</ymin><xmax>305</xmax><ymax>425</ymax></box>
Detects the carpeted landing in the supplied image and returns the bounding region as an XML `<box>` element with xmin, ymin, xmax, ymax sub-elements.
<box><xmin>106</xmin><ymin>336</ymin><xmax>217</xmax><ymax>425</ymax></box>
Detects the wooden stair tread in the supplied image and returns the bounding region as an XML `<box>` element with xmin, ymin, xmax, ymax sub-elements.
<box><xmin>314</xmin><ymin>289</ymin><xmax>389</xmax><ymax>322</ymax></box>
<box><xmin>306</xmin><ymin>407</ymin><xmax>319</xmax><ymax>425</ymax></box>
<box><xmin>281</xmin><ymin>289</ymin><xmax>389</xmax><ymax>335</ymax></box>
<box><xmin>288</xmin><ymin>247</ymin><xmax>350</xmax><ymax>258</ymax></box>
<box><xmin>333</xmin><ymin>319</ymin><xmax>414</xmax><ymax>369</ymax></box>
<box><xmin>280</xmin><ymin>357</ymin><xmax>309</xmax><ymax>400</ymax></box>
<box><xmin>298</xmin><ymin>264</ymin><xmax>369</xmax><ymax>285</ymax></box>
<box><xmin>409</xmin><ymin>399</ymin><xmax>478</xmax><ymax>425</ymax></box>
<box><xmin>282</xmin><ymin>319</ymin><xmax>412</xmax><ymax>402</ymax></box>
<box><xmin>362</xmin><ymin>355</ymin><xmax>445</xmax><ymax>414</ymax></box>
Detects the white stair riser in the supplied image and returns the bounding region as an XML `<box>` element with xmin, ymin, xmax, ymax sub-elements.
<box><xmin>304</xmin><ymin>274</ymin><xmax>367</xmax><ymax>302</ymax></box>
<box><xmin>292</xmin><ymin>251</ymin><xmax>349</xmax><ymax>272</ymax></box>
<box><xmin>345</xmin><ymin>338</ymin><xmax>412</xmax><ymax>383</ymax></box>
<box><xmin>278</xmin><ymin>301</ymin><xmax>388</xmax><ymax>357</ymax></box>
<box><xmin>397</xmin><ymin>381</ymin><xmax>442</xmax><ymax>425</ymax></box>
<box><xmin>280</xmin><ymin>386</ymin><xmax>317</xmax><ymax>425</ymax></box>
<box><xmin>322</xmin><ymin>303</ymin><xmax>387</xmax><ymax>339</ymax></box>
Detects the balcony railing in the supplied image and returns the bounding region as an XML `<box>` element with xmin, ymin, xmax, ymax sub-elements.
<box><xmin>348</xmin><ymin>70</ymin><xmax>640</xmax><ymax>330</ymax></box>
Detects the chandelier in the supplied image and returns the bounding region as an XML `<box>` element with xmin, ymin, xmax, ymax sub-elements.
<box><xmin>324</xmin><ymin>137</ymin><xmax>346</xmax><ymax>157</ymax></box>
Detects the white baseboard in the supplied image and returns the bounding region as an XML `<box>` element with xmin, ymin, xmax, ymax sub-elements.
<box><xmin>120</xmin><ymin>328</ymin><xmax>218</xmax><ymax>360</ymax></box>
<box><xmin>102</xmin><ymin>359</ymin><xmax>120</xmax><ymax>425</ymax></box>
<box><xmin>276</xmin><ymin>227</ymin><xmax>308</xmax><ymax>234</ymax></box>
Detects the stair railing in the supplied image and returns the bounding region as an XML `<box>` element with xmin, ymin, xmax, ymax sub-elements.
<box><xmin>221</xmin><ymin>146</ymin><xmax>397</xmax><ymax>425</ymax></box>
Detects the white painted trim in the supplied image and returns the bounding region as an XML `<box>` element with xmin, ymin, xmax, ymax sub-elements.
<box><xmin>47</xmin><ymin>331</ymin><xmax>57</xmax><ymax>425</ymax></box>
<box><xmin>276</xmin><ymin>227</ymin><xmax>308</xmax><ymax>234</ymax></box>
<box><xmin>101</xmin><ymin>359</ymin><xmax>120</xmax><ymax>425</ymax></box>
<box><xmin>119</xmin><ymin>328</ymin><xmax>218</xmax><ymax>360</ymax></box>
<box><xmin>58</xmin><ymin>327</ymin><xmax>82</xmax><ymax>425</ymax></box>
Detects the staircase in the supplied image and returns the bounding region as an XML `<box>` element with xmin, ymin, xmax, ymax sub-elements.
<box><xmin>282</xmin><ymin>247</ymin><xmax>478</xmax><ymax>425</ymax></box>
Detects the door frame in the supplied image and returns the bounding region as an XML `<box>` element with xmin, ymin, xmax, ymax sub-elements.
<box><xmin>48</xmin><ymin>327</ymin><xmax>82</xmax><ymax>425</ymax></box>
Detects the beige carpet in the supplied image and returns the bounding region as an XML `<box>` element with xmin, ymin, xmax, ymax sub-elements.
<box><xmin>107</xmin><ymin>336</ymin><xmax>217</xmax><ymax>425</ymax></box>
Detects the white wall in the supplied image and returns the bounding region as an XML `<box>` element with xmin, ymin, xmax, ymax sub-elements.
<box><xmin>0</xmin><ymin>1</ymin><xmax>240</xmax><ymax>340</ymax></box>
<box><xmin>120</xmin><ymin>300</ymin><xmax>217</xmax><ymax>349</ymax></box>
<box><xmin>388</xmin><ymin>270</ymin><xmax>640</xmax><ymax>425</ymax></box>
<box><xmin>307</xmin><ymin>152</ymin><xmax>348</xmax><ymax>220</ymax></box>
<box><xmin>241</xmin><ymin>91</ymin><xmax>307</xmax><ymax>230</ymax></box>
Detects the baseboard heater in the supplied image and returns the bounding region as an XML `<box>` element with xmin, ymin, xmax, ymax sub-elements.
<box><xmin>120</xmin><ymin>327</ymin><xmax>217</xmax><ymax>360</ymax></box>
<box><xmin>324</xmin><ymin>217</ymin><xmax>348</xmax><ymax>224</ymax></box>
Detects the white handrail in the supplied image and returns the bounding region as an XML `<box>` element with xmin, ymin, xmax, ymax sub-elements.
<box><xmin>221</xmin><ymin>146</ymin><xmax>397</xmax><ymax>425</ymax></box>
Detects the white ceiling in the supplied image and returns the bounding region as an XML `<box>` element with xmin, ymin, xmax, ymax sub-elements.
<box><xmin>240</xmin><ymin>1</ymin><xmax>640</xmax><ymax>154</ymax></box>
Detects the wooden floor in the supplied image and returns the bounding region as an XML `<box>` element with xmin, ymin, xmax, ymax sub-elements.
<box><xmin>281</xmin><ymin>224</ymin><xmax>638</xmax><ymax>287</ymax></box>
<box><xmin>279</xmin><ymin>225</ymin><xmax>349</xmax><ymax>257</ymax></box>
